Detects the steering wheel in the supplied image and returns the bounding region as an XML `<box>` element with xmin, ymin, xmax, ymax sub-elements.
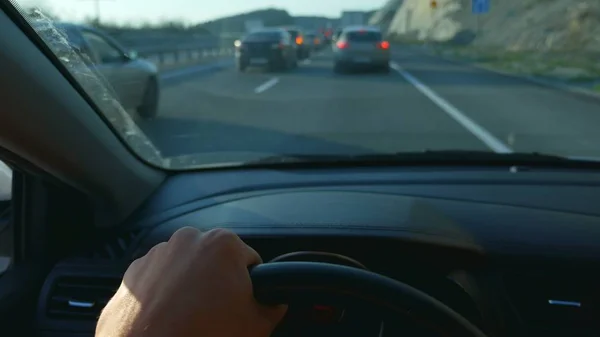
<box><xmin>250</xmin><ymin>262</ymin><xmax>487</xmax><ymax>337</ymax></box>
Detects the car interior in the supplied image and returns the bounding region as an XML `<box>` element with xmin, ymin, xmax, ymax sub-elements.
<box><xmin>2</xmin><ymin>2</ymin><xmax>600</xmax><ymax>337</ymax></box>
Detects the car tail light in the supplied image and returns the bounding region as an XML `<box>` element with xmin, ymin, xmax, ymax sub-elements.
<box><xmin>296</xmin><ymin>36</ymin><xmax>303</xmax><ymax>45</ymax></box>
<box><xmin>336</xmin><ymin>41</ymin><xmax>348</xmax><ymax>49</ymax></box>
<box><xmin>378</xmin><ymin>41</ymin><xmax>390</xmax><ymax>49</ymax></box>
<box><xmin>314</xmin><ymin>38</ymin><xmax>320</xmax><ymax>45</ymax></box>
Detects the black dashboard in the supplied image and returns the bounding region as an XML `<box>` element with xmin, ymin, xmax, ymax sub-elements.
<box><xmin>34</xmin><ymin>167</ymin><xmax>600</xmax><ymax>337</ymax></box>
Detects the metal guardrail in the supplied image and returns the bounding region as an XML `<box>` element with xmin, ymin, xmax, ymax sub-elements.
<box><xmin>124</xmin><ymin>37</ymin><xmax>238</xmax><ymax>68</ymax></box>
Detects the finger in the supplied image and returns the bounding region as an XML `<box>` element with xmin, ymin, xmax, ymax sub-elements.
<box><xmin>168</xmin><ymin>226</ymin><xmax>203</xmax><ymax>247</ymax></box>
<box><xmin>242</xmin><ymin>242</ymin><xmax>263</xmax><ymax>267</ymax></box>
<box><xmin>204</xmin><ymin>228</ymin><xmax>263</xmax><ymax>267</ymax></box>
<box><xmin>146</xmin><ymin>241</ymin><xmax>168</xmax><ymax>257</ymax></box>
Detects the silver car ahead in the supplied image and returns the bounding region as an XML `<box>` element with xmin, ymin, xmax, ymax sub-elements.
<box><xmin>332</xmin><ymin>26</ymin><xmax>390</xmax><ymax>73</ymax></box>
<box><xmin>37</xmin><ymin>23</ymin><xmax>160</xmax><ymax>119</ymax></box>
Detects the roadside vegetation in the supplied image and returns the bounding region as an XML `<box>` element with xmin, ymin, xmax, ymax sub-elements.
<box><xmin>375</xmin><ymin>0</ymin><xmax>600</xmax><ymax>92</ymax></box>
<box><xmin>430</xmin><ymin>46</ymin><xmax>600</xmax><ymax>90</ymax></box>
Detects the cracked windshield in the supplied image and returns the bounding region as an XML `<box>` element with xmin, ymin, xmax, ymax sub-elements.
<box><xmin>11</xmin><ymin>0</ymin><xmax>600</xmax><ymax>168</ymax></box>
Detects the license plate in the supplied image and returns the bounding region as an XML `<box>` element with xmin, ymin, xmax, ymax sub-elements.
<box><xmin>354</xmin><ymin>57</ymin><xmax>371</xmax><ymax>63</ymax></box>
<box><xmin>250</xmin><ymin>58</ymin><xmax>268</xmax><ymax>65</ymax></box>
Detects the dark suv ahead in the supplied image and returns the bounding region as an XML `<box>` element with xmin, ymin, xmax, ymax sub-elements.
<box><xmin>235</xmin><ymin>28</ymin><xmax>298</xmax><ymax>72</ymax></box>
<box><xmin>283</xmin><ymin>27</ymin><xmax>310</xmax><ymax>60</ymax></box>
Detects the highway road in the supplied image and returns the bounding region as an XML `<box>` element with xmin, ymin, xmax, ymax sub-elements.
<box><xmin>1</xmin><ymin>46</ymin><xmax>599</xmax><ymax>195</ymax></box>
<box><xmin>137</xmin><ymin>47</ymin><xmax>600</xmax><ymax>166</ymax></box>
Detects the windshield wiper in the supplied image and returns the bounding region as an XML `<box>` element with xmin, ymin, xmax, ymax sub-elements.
<box><xmin>245</xmin><ymin>150</ymin><xmax>600</xmax><ymax>168</ymax></box>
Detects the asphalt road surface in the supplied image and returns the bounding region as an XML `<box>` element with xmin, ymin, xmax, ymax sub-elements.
<box><xmin>137</xmin><ymin>47</ymin><xmax>600</xmax><ymax>167</ymax></box>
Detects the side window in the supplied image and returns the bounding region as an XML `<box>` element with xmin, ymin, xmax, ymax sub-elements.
<box><xmin>0</xmin><ymin>160</ymin><xmax>11</xmax><ymax>206</ymax></box>
<box><xmin>0</xmin><ymin>160</ymin><xmax>11</xmax><ymax>274</ymax></box>
<box><xmin>81</xmin><ymin>31</ymin><xmax>124</xmax><ymax>64</ymax></box>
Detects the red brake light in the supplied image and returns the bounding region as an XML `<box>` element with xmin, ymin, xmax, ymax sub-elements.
<box><xmin>379</xmin><ymin>41</ymin><xmax>390</xmax><ymax>49</ymax></box>
<box><xmin>296</xmin><ymin>36</ymin><xmax>303</xmax><ymax>45</ymax></box>
<box><xmin>336</xmin><ymin>41</ymin><xmax>348</xmax><ymax>49</ymax></box>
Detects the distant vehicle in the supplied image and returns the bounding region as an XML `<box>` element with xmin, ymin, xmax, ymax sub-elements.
<box><xmin>332</xmin><ymin>26</ymin><xmax>390</xmax><ymax>74</ymax></box>
<box><xmin>340</xmin><ymin>11</ymin><xmax>366</xmax><ymax>28</ymax></box>
<box><xmin>40</xmin><ymin>23</ymin><xmax>160</xmax><ymax>119</ymax></box>
<box><xmin>332</xmin><ymin>28</ymin><xmax>343</xmax><ymax>42</ymax></box>
<box><xmin>282</xmin><ymin>27</ymin><xmax>310</xmax><ymax>60</ymax></box>
<box><xmin>304</xmin><ymin>32</ymin><xmax>323</xmax><ymax>51</ymax></box>
<box><xmin>235</xmin><ymin>28</ymin><xmax>298</xmax><ymax>72</ymax></box>
<box><xmin>319</xmin><ymin>27</ymin><xmax>334</xmax><ymax>44</ymax></box>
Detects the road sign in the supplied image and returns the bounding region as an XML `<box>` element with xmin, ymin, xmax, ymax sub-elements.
<box><xmin>431</xmin><ymin>0</ymin><xmax>438</xmax><ymax>9</ymax></box>
<box><xmin>472</xmin><ymin>0</ymin><xmax>490</xmax><ymax>14</ymax></box>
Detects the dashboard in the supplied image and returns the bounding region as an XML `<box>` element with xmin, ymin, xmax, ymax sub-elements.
<box><xmin>33</xmin><ymin>167</ymin><xmax>600</xmax><ymax>337</ymax></box>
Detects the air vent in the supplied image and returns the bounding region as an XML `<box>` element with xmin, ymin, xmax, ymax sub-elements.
<box><xmin>504</xmin><ymin>271</ymin><xmax>600</xmax><ymax>333</ymax></box>
<box><xmin>46</xmin><ymin>276</ymin><xmax>121</xmax><ymax>320</ymax></box>
<box><xmin>89</xmin><ymin>229</ymin><xmax>144</xmax><ymax>260</ymax></box>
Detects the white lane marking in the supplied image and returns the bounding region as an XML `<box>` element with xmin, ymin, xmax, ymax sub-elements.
<box><xmin>301</xmin><ymin>59</ymin><xmax>312</xmax><ymax>65</ymax></box>
<box><xmin>390</xmin><ymin>62</ymin><xmax>512</xmax><ymax>153</ymax></box>
<box><xmin>254</xmin><ymin>77</ymin><xmax>280</xmax><ymax>94</ymax></box>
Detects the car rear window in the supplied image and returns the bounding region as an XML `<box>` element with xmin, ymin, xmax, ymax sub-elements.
<box><xmin>346</xmin><ymin>31</ymin><xmax>382</xmax><ymax>42</ymax></box>
<box><xmin>287</xmin><ymin>30</ymin><xmax>300</xmax><ymax>39</ymax></box>
<box><xmin>245</xmin><ymin>31</ymin><xmax>281</xmax><ymax>42</ymax></box>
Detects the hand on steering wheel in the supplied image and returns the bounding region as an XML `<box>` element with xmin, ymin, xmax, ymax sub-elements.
<box><xmin>97</xmin><ymin>227</ymin><xmax>486</xmax><ymax>337</ymax></box>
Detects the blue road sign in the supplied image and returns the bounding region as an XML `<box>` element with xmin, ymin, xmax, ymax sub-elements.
<box><xmin>472</xmin><ymin>0</ymin><xmax>490</xmax><ymax>14</ymax></box>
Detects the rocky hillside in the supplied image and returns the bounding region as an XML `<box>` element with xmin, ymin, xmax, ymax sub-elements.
<box><xmin>198</xmin><ymin>9</ymin><xmax>346</xmax><ymax>34</ymax></box>
<box><xmin>370</xmin><ymin>0</ymin><xmax>600</xmax><ymax>52</ymax></box>
<box><xmin>199</xmin><ymin>9</ymin><xmax>294</xmax><ymax>34</ymax></box>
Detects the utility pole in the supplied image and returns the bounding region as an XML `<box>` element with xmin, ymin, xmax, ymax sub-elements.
<box><xmin>95</xmin><ymin>0</ymin><xmax>100</xmax><ymax>24</ymax></box>
<box><xmin>428</xmin><ymin>1</ymin><xmax>437</xmax><ymax>47</ymax></box>
<box><xmin>81</xmin><ymin>0</ymin><xmax>112</xmax><ymax>25</ymax></box>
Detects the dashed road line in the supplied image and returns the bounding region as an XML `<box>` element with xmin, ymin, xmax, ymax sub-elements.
<box><xmin>254</xmin><ymin>77</ymin><xmax>280</xmax><ymax>94</ymax></box>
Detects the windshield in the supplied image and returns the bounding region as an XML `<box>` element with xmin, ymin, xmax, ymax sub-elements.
<box><xmin>9</xmin><ymin>0</ymin><xmax>600</xmax><ymax>169</ymax></box>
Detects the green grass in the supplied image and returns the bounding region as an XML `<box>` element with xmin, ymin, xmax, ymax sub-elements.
<box><xmin>435</xmin><ymin>45</ymin><xmax>600</xmax><ymax>82</ymax></box>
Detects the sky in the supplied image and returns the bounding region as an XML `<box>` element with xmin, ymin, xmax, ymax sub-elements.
<box><xmin>15</xmin><ymin>0</ymin><xmax>388</xmax><ymax>25</ymax></box>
